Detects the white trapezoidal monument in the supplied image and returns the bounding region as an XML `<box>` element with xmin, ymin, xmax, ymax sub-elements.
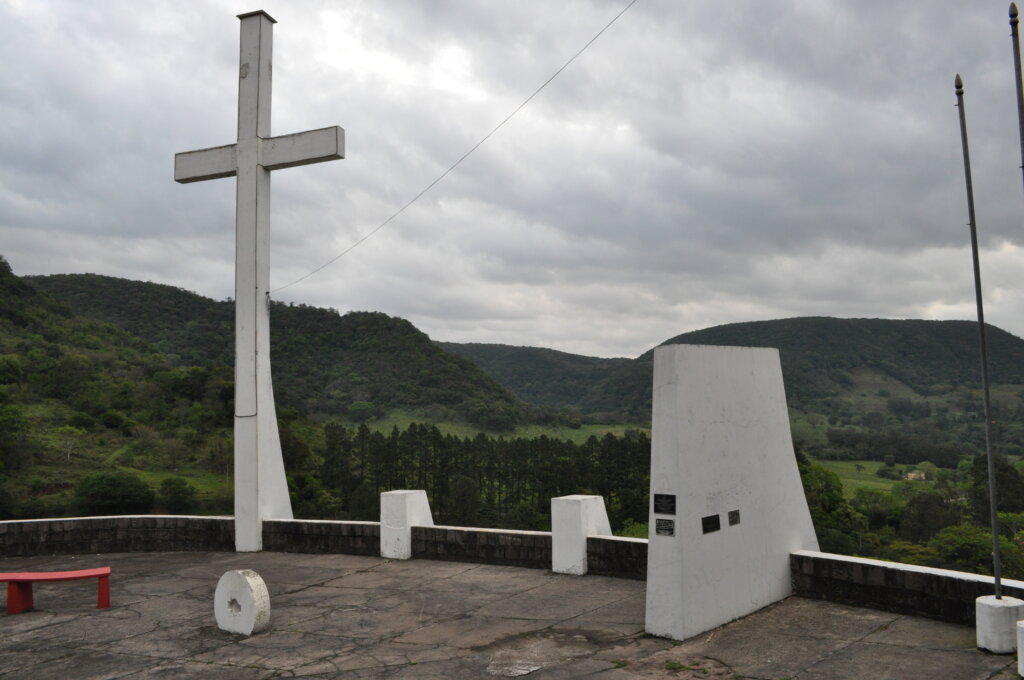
<box><xmin>645</xmin><ymin>344</ymin><xmax>819</xmax><ymax>640</ymax></box>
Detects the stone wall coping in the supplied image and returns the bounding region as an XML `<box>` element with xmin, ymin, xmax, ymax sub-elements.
<box><xmin>264</xmin><ymin>519</ymin><xmax>380</xmax><ymax>527</ymax></box>
<box><xmin>423</xmin><ymin>525</ymin><xmax>551</xmax><ymax>537</ymax></box>
<box><xmin>0</xmin><ymin>515</ymin><xmax>232</xmax><ymax>524</ymax></box>
<box><xmin>591</xmin><ymin>534</ymin><xmax>647</xmax><ymax>544</ymax></box>
<box><xmin>792</xmin><ymin>549</ymin><xmax>1024</xmax><ymax>589</ymax></box>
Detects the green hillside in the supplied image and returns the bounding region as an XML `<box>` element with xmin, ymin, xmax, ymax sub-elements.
<box><xmin>434</xmin><ymin>342</ymin><xmax>631</xmax><ymax>411</ymax></box>
<box><xmin>2</xmin><ymin>259</ymin><xmax>650</xmax><ymax>529</ymax></box>
<box><xmin>656</xmin><ymin>317</ymin><xmax>1024</xmax><ymax>400</ymax></box>
<box><xmin>28</xmin><ymin>274</ymin><xmax>527</xmax><ymax>430</ymax></box>
<box><xmin>445</xmin><ymin>318</ymin><xmax>1024</xmax><ymax>464</ymax></box>
<box><xmin>0</xmin><ymin>256</ymin><xmax>238</xmax><ymax>516</ymax></box>
<box><xmin>16</xmin><ymin>261</ymin><xmax>1024</xmax><ymax>571</ymax></box>
<box><xmin>29</xmin><ymin>271</ymin><xmax>1024</xmax><ymax>466</ymax></box>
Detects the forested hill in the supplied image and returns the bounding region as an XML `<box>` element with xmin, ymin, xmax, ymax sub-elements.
<box><xmin>0</xmin><ymin>256</ymin><xmax>236</xmax><ymax>505</ymax></box>
<box><xmin>29</xmin><ymin>271</ymin><xmax>1024</xmax><ymax>443</ymax></box>
<box><xmin>443</xmin><ymin>317</ymin><xmax>1024</xmax><ymax>427</ymax></box>
<box><xmin>434</xmin><ymin>343</ymin><xmax>632</xmax><ymax>411</ymax></box>
<box><xmin>27</xmin><ymin>274</ymin><xmax>526</xmax><ymax>429</ymax></box>
<box><xmin>657</xmin><ymin>317</ymin><xmax>1024</xmax><ymax>398</ymax></box>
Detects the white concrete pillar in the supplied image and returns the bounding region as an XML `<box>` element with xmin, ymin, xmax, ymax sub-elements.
<box><xmin>645</xmin><ymin>344</ymin><xmax>819</xmax><ymax>641</ymax></box>
<box><xmin>551</xmin><ymin>495</ymin><xmax>612</xmax><ymax>575</ymax></box>
<box><xmin>380</xmin><ymin>490</ymin><xmax>434</xmax><ymax>559</ymax></box>
<box><xmin>976</xmin><ymin>595</ymin><xmax>1024</xmax><ymax>654</ymax></box>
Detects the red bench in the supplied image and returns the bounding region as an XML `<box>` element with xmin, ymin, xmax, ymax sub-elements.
<box><xmin>0</xmin><ymin>567</ymin><xmax>111</xmax><ymax>614</ymax></box>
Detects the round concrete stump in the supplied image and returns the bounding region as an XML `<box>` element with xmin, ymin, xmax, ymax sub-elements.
<box><xmin>976</xmin><ymin>595</ymin><xmax>1024</xmax><ymax>654</ymax></box>
<box><xmin>215</xmin><ymin>569</ymin><xmax>270</xmax><ymax>635</ymax></box>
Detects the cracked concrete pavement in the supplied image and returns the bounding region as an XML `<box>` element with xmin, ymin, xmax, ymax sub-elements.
<box><xmin>0</xmin><ymin>551</ymin><xmax>1018</xmax><ymax>678</ymax></box>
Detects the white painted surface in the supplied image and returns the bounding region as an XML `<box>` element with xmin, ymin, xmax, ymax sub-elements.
<box><xmin>175</xmin><ymin>11</ymin><xmax>345</xmax><ymax>551</ymax></box>
<box><xmin>263</xmin><ymin>127</ymin><xmax>344</xmax><ymax>170</ymax></box>
<box><xmin>427</xmin><ymin>525</ymin><xmax>550</xmax><ymax>537</ymax></box>
<box><xmin>792</xmin><ymin>549</ymin><xmax>1024</xmax><ymax>589</ymax></box>
<box><xmin>173</xmin><ymin>144</ymin><xmax>237</xmax><ymax>183</ymax></box>
<box><xmin>380</xmin><ymin>490</ymin><xmax>434</xmax><ymax>559</ymax></box>
<box><xmin>976</xmin><ymin>595</ymin><xmax>1024</xmax><ymax>654</ymax></box>
<box><xmin>214</xmin><ymin>569</ymin><xmax>271</xmax><ymax>635</ymax></box>
<box><xmin>551</xmin><ymin>495</ymin><xmax>612</xmax><ymax>575</ymax></box>
<box><xmin>1016</xmin><ymin>620</ymin><xmax>1024</xmax><ymax>674</ymax></box>
<box><xmin>0</xmin><ymin>515</ymin><xmax>233</xmax><ymax>524</ymax></box>
<box><xmin>645</xmin><ymin>344</ymin><xmax>819</xmax><ymax>641</ymax></box>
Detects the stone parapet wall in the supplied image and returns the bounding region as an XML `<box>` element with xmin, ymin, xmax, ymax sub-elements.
<box><xmin>791</xmin><ymin>549</ymin><xmax>1024</xmax><ymax>624</ymax></box>
<box><xmin>0</xmin><ymin>516</ymin><xmax>648</xmax><ymax>581</ymax></box>
<box><xmin>412</xmin><ymin>525</ymin><xmax>552</xmax><ymax>569</ymax></box>
<box><xmin>262</xmin><ymin>519</ymin><xmax>380</xmax><ymax>555</ymax></box>
<box><xmin>0</xmin><ymin>516</ymin><xmax>234</xmax><ymax>556</ymax></box>
<box><xmin>587</xmin><ymin>535</ymin><xmax>647</xmax><ymax>580</ymax></box>
<box><xmin>11</xmin><ymin>517</ymin><xmax>1024</xmax><ymax>622</ymax></box>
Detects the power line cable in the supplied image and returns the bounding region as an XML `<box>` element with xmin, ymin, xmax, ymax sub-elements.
<box><xmin>272</xmin><ymin>0</ymin><xmax>640</xmax><ymax>293</ymax></box>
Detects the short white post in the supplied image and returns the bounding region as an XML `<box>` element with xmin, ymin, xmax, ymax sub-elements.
<box><xmin>976</xmin><ymin>595</ymin><xmax>1024</xmax><ymax>654</ymax></box>
<box><xmin>551</xmin><ymin>495</ymin><xmax>612</xmax><ymax>575</ymax></box>
<box><xmin>380</xmin><ymin>490</ymin><xmax>434</xmax><ymax>560</ymax></box>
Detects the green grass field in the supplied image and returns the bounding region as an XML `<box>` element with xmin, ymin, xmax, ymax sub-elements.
<box><xmin>122</xmin><ymin>468</ymin><xmax>231</xmax><ymax>499</ymax></box>
<box><xmin>809</xmin><ymin>458</ymin><xmax>899</xmax><ymax>499</ymax></box>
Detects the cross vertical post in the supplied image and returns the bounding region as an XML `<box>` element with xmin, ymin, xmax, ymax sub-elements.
<box><xmin>235</xmin><ymin>10</ymin><xmax>279</xmax><ymax>554</ymax></box>
<box><xmin>175</xmin><ymin>10</ymin><xmax>345</xmax><ymax>551</ymax></box>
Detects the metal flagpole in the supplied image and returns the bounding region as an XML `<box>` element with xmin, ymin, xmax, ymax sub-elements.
<box><xmin>1011</xmin><ymin>4</ymin><xmax>1024</xmax><ymax>197</ymax></box>
<box><xmin>954</xmin><ymin>74</ymin><xmax>1002</xmax><ymax>598</ymax></box>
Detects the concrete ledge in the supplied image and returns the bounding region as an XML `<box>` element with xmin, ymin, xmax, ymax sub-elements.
<box><xmin>587</xmin><ymin>535</ymin><xmax>648</xmax><ymax>580</ymax></box>
<box><xmin>262</xmin><ymin>519</ymin><xmax>380</xmax><ymax>555</ymax></box>
<box><xmin>0</xmin><ymin>515</ymin><xmax>234</xmax><ymax>555</ymax></box>
<box><xmin>791</xmin><ymin>549</ymin><xmax>1024</xmax><ymax>624</ymax></box>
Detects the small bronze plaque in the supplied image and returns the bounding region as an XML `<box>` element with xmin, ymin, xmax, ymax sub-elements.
<box><xmin>653</xmin><ymin>494</ymin><xmax>676</xmax><ymax>515</ymax></box>
<box><xmin>728</xmin><ymin>509</ymin><xmax>741</xmax><ymax>526</ymax></box>
<box><xmin>655</xmin><ymin>518</ymin><xmax>675</xmax><ymax>536</ymax></box>
<box><xmin>701</xmin><ymin>514</ymin><xmax>721</xmax><ymax>534</ymax></box>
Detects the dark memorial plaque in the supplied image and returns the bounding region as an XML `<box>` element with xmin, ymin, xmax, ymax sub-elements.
<box><xmin>728</xmin><ymin>509</ymin><xmax>741</xmax><ymax>526</ymax></box>
<box><xmin>701</xmin><ymin>514</ymin><xmax>721</xmax><ymax>534</ymax></box>
<box><xmin>653</xmin><ymin>494</ymin><xmax>676</xmax><ymax>515</ymax></box>
<box><xmin>655</xmin><ymin>518</ymin><xmax>675</xmax><ymax>536</ymax></box>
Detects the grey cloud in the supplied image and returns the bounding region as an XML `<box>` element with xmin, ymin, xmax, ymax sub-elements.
<box><xmin>2</xmin><ymin>0</ymin><xmax>1024</xmax><ymax>358</ymax></box>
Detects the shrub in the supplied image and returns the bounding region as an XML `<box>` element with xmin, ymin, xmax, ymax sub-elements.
<box><xmin>75</xmin><ymin>472</ymin><xmax>155</xmax><ymax>515</ymax></box>
<box><xmin>928</xmin><ymin>524</ymin><xmax>1024</xmax><ymax>578</ymax></box>
<box><xmin>158</xmin><ymin>477</ymin><xmax>197</xmax><ymax>514</ymax></box>
<box><xmin>348</xmin><ymin>481</ymin><xmax>379</xmax><ymax>521</ymax></box>
<box><xmin>447</xmin><ymin>475</ymin><xmax>480</xmax><ymax>526</ymax></box>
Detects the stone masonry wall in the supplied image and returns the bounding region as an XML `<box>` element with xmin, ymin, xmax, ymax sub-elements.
<box><xmin>262</xmin><ymin>519</ymin><xmax>380</xmax><ymax>555</ymax></box>
<box><xmin>0</xmin><ymin>516</ymin><xmax>234</xmax><ymax>556</ymax></box>
<box><xmin>412</xmin><ymin>526</ymin><xmax>552</xmax><ymax>569</ymax></box>
<box><xmin>0</xmin><ymin>517</ymin><xmax>645</xmax><ymax>579</ymax></box>
<box><xmin>791</xmin><ymin>549</ymin><xmax>1024</xmax><ymax>625</ymax></box>
<box><xmin>587</xmin><ymin>536</ymin><xmax>647</xmax><ymax>580</ymax></box>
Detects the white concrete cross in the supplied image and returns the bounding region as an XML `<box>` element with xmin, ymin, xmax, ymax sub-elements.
<box><xmin>174</xmin><ymin>10</ymin><xmax>345</xmax><ymax>551</ymax></box>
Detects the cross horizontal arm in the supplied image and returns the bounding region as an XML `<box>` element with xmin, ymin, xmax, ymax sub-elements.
<box><xmin>175</xmin><ymin>144</ymin><xmax>237</xmax><ymax>184</ymax></box>
<box><xmin>174</xmin><ymin>127</ymin><xmax>344</xmax><ymax>184</ymax></box>
<box><xmin>263</xmin><ymin>126</ymin><xmax>345</xmax><ymax>171</ymax></box>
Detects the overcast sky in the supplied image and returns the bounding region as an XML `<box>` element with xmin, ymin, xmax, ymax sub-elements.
<box><xmin>2</xmin><ymin>0</ymin><xmax>1023</xmax><ymax>358</ymax></box>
